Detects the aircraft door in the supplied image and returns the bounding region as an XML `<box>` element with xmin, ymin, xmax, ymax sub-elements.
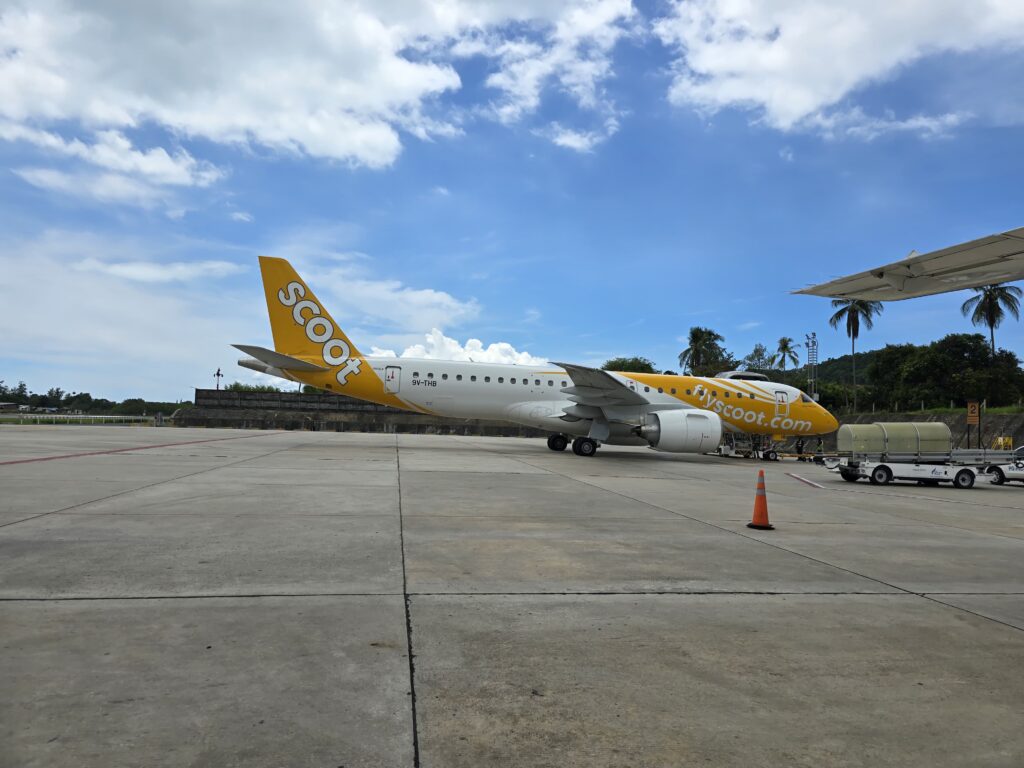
<box><xmin>774</xmin><ymin>391</ymin><xmax>789</xmax><ymax>417</ymax></box>
<box><xmin>384</xmin><ymin>366</ymin><xmax>401</xmax><ymax>394</ymax></box>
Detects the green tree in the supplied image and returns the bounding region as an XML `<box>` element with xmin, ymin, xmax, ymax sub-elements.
<box><xmin>741</xmin><ymin>343</ymin><xmax>772</xmax><ymax>371</ymax></box>
<box><xmin>678</xmin><ymin>327</ymin><xmax>734</xmax><ymax>376</ymax></box>
<box><xmin>960</xmin><ymin>284</ymin><xmax>1022</xmax><ymax>354</ymax></box>
<box><xmin>828</xmin><ymin>299</ymin><xmax>884</xmax><ymax>411</ymax></box>
<box><xmin>770</xmin><ymin>337</ymin><xmax>800</xmax><ymax>370</ymax></box>
<box><xmin>225</xmin><ymin>381</ymin><xmax>282</xmax><ymax>392</ymax></box>
<box><xmin>603</xmin><ymin>356</ymin><xmax>657</xmax><ymax>373</ymax></box>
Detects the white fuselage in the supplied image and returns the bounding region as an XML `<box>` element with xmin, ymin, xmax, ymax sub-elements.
<box><xmin>359</xmin><ymin>357</ymin><xmax>831</xmax><ymax>444</ymax></box>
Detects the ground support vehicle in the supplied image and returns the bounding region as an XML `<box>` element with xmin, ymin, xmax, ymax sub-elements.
<box><xmin>981</xmin><ymin>448</ymin><xmax>1024</xmax><ymax>485</ymax></box>
<box><xmin>835</xmin><ymin>455</ymin><xmax>1000</xmax><ymax>489</ymax></box>
<box><xmin>834</xmin><ymin>422</ymin><xmax>1012</xmax><ymax>489</ymax></box>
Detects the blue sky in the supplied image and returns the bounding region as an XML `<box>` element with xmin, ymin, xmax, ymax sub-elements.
<box><xmin>2</xmin><ymin>0</ymin><xmax>1024</xmax><ymax>400</ymax></box>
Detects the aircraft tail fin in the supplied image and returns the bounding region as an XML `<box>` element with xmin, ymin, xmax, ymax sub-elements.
<box><xmin>258</xmin><ymin>255</ymin><xmax>364</xmax><ymax>361</ymax></box>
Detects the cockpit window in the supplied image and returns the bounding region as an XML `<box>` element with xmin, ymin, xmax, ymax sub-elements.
<box><xmin>800</xmin><ymin>394</ymin><xmax>813</xmax><ymax>404</ymax></box>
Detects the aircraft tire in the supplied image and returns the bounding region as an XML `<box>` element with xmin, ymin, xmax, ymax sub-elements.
<box><xmin>574</xmin><ymin>438</ymin><xmax>598</xmax><ymax>457</ymax></box>
<box><xmin>547</xmin><ymin>434</ymin><xmax>568</xmax><ymax>452</ymax></box>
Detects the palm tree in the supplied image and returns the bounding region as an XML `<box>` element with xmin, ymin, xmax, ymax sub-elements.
<box><xmin>828</xmin><ymin>299</ymin><xmax>884</xmax><ymax>411</ymax></box>
<box><xmin>678</xmin><ymin>327</ymin><xmax>725</xmax><ymax>374</ymax></box>
<box><xmin>960</xmin><ymin>284</ymin><xmax>1022</xmax><ymax>354</ymax></box>
<box><xmin>770</xmin><ymin>337</ymin><xmax>800</xmax><ymax>370</ymax></box>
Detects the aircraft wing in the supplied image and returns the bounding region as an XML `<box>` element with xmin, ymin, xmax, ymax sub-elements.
<box><xmin>232</xmin><ymin>344</ymin><xmax>329</xmax><ymax>372</ymax></box>
<box><xmin>553</xmin><ymin>362</ymin><xmax>649</xmax><ymax>407</ymax></box>
<box><xmin>793</xmin><ymin>226</ymin><xmax>1024</xmax><ymax>301</ymax></box>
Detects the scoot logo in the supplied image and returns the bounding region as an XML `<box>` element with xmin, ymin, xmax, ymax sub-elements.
<box><xmin>277</xmin><ymin>281</ymin><xmax>362</xmax><ymax>385</ymax></box>
<box><xmin>692</xmin><ymin>384</ymin><xmax>813</xmax><ymax>433</ymax></box>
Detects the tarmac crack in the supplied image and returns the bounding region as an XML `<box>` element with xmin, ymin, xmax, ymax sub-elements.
<box><xmin>395</xmin><ymin>435</ymin><xmax>422</xmax><ymax>768</ymax></box>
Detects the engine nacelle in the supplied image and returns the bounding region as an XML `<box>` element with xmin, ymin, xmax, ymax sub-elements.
<box><xmin>637</xmin><ymin>409</ymin><xmax>723</xmax><ymax>453</ymax></box>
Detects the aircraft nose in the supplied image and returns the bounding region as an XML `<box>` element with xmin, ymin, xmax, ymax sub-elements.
<box><xmin>821</xmin><ymin>407</ymin><xmax>840</xmax><ymax>434</ymax></box>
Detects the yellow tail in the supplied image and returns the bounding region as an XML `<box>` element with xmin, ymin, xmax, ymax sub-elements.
<box><xmin>258</xmin><ymin>255</ymin><xmax>364</xmax><ymax>384</ymax></box>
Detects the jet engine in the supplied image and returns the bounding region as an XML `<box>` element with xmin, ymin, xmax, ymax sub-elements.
<box><xmin>636</xmin><ymin>410</ymin><xmax>723</xmax><ymax>453</ymax></box>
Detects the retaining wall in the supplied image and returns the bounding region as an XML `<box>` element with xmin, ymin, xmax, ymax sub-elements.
<box><xmin>174</xmin><ymin>389</ymin><xmax>547</xmax><ymax>437</ymax></box>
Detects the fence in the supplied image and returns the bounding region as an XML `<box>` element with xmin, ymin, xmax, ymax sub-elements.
<box><xmin>0</xmin><ymin>414</ymin><xmax>155</xmax><ymax>426</ymax></box>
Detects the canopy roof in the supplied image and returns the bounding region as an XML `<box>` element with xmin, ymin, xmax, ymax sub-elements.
<box><xmin>794</xmin><ymin>227</ymin><xmax>1024</xmax><ymax>301</ymax></box>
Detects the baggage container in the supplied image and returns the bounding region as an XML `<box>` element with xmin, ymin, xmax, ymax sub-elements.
<box><xmin>837</xmin><ymin>422</ymin><xmax>951</xmax><ymax>457</ymax></box>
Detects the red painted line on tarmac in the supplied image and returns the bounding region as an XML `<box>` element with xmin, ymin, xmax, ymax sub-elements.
<box><xmin>786</xmin><ymin>472</ymin><xmax>825</xmax><ymax>489</ymax></box>
<box><xmin>0</xmin><ymin>432</ymin><xmax>281</xmax><ymax>467</ymax></box>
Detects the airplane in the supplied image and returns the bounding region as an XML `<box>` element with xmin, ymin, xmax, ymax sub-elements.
<box><xmin>235</xmin><ymin>256</ymin><xmax>840</xmax><ymax>457</ymax></box>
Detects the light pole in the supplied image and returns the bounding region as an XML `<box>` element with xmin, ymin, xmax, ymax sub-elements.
<box><xmin>805</xmin><ymin>332</ymin><xmax>818</xmax><ymax>400</ymax></box>
<box><xmin>214</xmin><ymin>368</ymin><xmax>223</xmax><ymax>390</ymax></box>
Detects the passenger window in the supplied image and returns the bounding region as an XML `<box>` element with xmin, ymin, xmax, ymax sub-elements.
<box><xmin>442</xmin><ymin>373</ymin><xmax>448</xmax><ymax>380</ymax></box>
<box><xmin>547</xmin><ymin>380</ymin><xmax>553</xmax><ymax>387</ymax></box>
<box><xmin>644</xmin><ymin>386</ymin><xmax>650</xmax><ymax>392</ymax></box>
<box><xmin>456</xmin><ymin>374</ymin><xmax>462</xmax><ymax>381</ymax></box>
<box><xmin>511</xmin><ymin>377</ymin><xmax>516</xmax><ymax>384</ymax></box>
<box><xmin>658</xmin><ymin>387</ymin><xmax>663</xmax><ymax>393</ymax></box>
<box><xmin>534</xmin><ymin>379</ymin><xmax>540</xmax><ymax>386</ymax></box>
<box><xmin>561</xmin><ymin>381</ymin><xmax>567</xmax><ymax>387</ymax></box>
<box><xmin>523</xmin><ymin>379</ymin><xmax>528</xmax><ymax>385</ymax></box>
<box><xmin>498</xmin><ymin>377</ymin><xmax>504</xmax><ymax>383</ymax></box>
<box><xmin>724</xmin><ymin>391</ymin><xmax>730</xmax><ymax>397</ymax></box>
<box><xmin>471</xmin><ymin>375</ymin><xmax>477</xmax><ymax>382</ymax></box>
<box><xmin>427</xmin><ymin>372</ymin><xmax>434</xmax><ymax>379</ymax></box>
<box><xmin>413</xmin><ymin>372</ymin><xmax>420</xmax><ymax>378</ymax></box>
<box><xmin>712</xmin><ymin>391</ymin><xmax>717</xmax><ymax>396</ymax></box>
<box><xmin>671</xmin><ymin>388</ymin><xmax>677</xmax><ymax>394</ymax></box>
<box><xmin>686</xmin><ymin>389</ymin><xmax>691</xmax><ymax>395</ymax></box>
<box><xmin>484</xmin><ymin>376</ymin><xmax>490</xmax><ymax>383</ymax></box>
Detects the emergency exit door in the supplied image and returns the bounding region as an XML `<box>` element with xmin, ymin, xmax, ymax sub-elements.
<box><xmin>384</xmin><ymin>366</ymin><xmax>401</xmax><ymax>394</ymax></box>
<box><xmin>774</xmin><ymin>390</ymin><xmax>789</xmax><ymax>417</ymax></box>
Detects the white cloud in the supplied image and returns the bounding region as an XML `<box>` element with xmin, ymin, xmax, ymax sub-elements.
<box><xmin>230</xmin><ymin>211</ymin><xmax>254</xmax><ymax>223</ymax></box>
<box><xmin>737</xmin><ymin>321</ymin><xmax>763</xmax><ymax>331</ymax></box>
<box><xmin>803</xmin><ymin>108</ymin><xmax>970</xmax><ymax>141</ymax></box>
<box><xmin>314</xmin><ymin>266</ymin><xmax>481</xmax><ymax>332</ymax></box>
<box><xmin>13</xmin><ymin>167</ymin><xmax>165</xmax><ymax>208</ymax></box>
<box><xmin>0</xmin><ymin>123</ymin><xmax>223</xmax><ymax>186</ymax></box>
<box><xmin>778</xmin><ymin>146</ymin><xmax>794</xmax><ymax>162</ymax></box>
<box><xmin>373</xmin><ymin>328</ymin><xmax>547</xmax><ymax>365</ymax></box>
<box><xmin>0</xmin><ymin>0</ymin><xmax>637</xmax><ymax>190</ymax></box>
<box><xmin>543</xmin><ymin>116</ymin><xmax>620</xmax><ymax>152</ymax></box>
<box><xmin>75</xmin><ymin>257</ymin><xmax>245</xmax><ymax>283</ymax></box>
<box><xmin>0</xmin><ymin>230</ymin><xmax>263</xmax><ymax>399</ymax></box>
<box><xmin>268</xmin><ymin>223</ymin><xmax>480</xmax><ymax>333</ymax></box>
<box><xmin>654</xmin><ymin>0</ymin><xmax>1024</xmax><ymax>137</ymax></box>
<box><xmin>431</xmin><ymin>185</ymin><xmax>451</xmax><ymax>196</ymax></box>
<box><xmin>468</xmin><ymin>0</ymin><xmax>635</xmax><ymax>126</ymax></box>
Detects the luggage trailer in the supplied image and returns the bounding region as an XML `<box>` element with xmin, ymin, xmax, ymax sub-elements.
<box><xmin>833</xmin><ymin>422</ymin><xmax>1012</xmax><ymax>489</ymax></box>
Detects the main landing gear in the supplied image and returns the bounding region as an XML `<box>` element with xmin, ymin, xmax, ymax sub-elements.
<box><xmin>547</xmin><ymin>434</ymin><xmax>568</xmax><ymax>452</ymax></box>
<box><xmin>571</xmin><ymin>437</ymin><xmax>599</xmax><ymax>456</ymax></box>
<box><xmin>547</xmin><ymin>434</ymin><xmax>599</xmax><ymax>456</ymax></box>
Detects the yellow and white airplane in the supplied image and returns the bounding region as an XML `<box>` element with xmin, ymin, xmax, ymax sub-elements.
<box><xmin>235</xmin><ymin>257</ymin><xmax>839</xmax><ymax>456</ymax></box>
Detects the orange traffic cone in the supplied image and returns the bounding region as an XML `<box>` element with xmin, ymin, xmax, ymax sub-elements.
<box><xmin>747</xmin><ymin>469</ymin><xmax>774</xmax><ymax>530</ymax></box>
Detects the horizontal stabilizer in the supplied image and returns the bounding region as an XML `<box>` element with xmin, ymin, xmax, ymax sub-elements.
<box><xmin>232</xmin><ymin>344</ymin><xmax>328</xmax><ymax>372</ymax></box>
